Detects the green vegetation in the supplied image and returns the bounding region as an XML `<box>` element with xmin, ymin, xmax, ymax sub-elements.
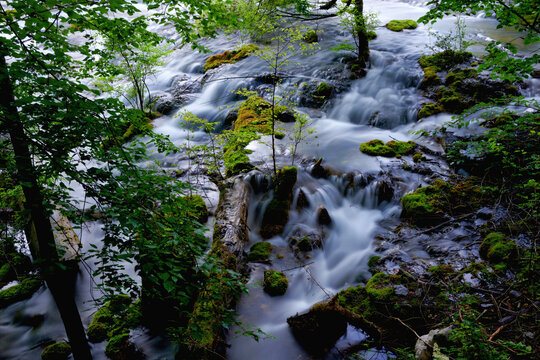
<box><xmin>418</xmin><ymin>103</ymin><xmax>442</xmax><ymax>119</ymax></box>
<box><xmin>184</xmin><ymin>195</ymin><xmax>209</xmax><ymax>224</ymax></box>
<box><xmin>303</xmin><ymin>29</ymin><xmax>318</xmax><ymax>43</ymax></box>
<box><xmin>314</xmin><ymin>82</ymin><xmax>332</xmax><ymax>99</ymax></box>
<box><xmin>248</xmin><ymin>242</ymin><xmax>273</xmax><ymax>261</ymax></box>
<box><xmin>0</xmin><ymin>278</ymin><xmax>42</xmax><ymax>308</ymax></box>
<box><xmin>419</xmin><ymin>50</ymin><xmax>473</xmax><ymax>71</ymax></box>
<box><xmin>41</xmin><ymin>342</ymin><xmax>72</xmax><ymax>360</ymax></box>
<box><xmin>263</xmin><ymin>270</ymin><xmax>288</xmax><ymax>296</ymax></box>
<box><xmin>105</xmin><ymin>333</ymin><xmax>142</xmax><ymax>360</ymax></box>
<box><xmin>359</xmin><ymin>139</ymin><xmax>416</xmax><ymax>157</ymax></box>
<box><xmin>479</xmin><ymin>232</ymin><xmax>518</xmax><ymax>264</ymax></box>
<box><xmin>87</xmin><ymin>295</ymin><xmax>141</xmax><ymax>344</ymax></box>
<box><xmin>203</xmin><ymin>44</ymin><xmax>259</xmax><ymax>72</ymax></box>
<box><xmin>385</xmin><ymin>20</ymin><xmax>417</xmax><ymax>32</ymax></box>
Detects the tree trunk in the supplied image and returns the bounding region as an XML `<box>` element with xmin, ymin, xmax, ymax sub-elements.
<box><xmin>0</xmin><ymin>51</ymin><xmax>93</xmax><ymax>360</ymax></box>
<box><xmin>354</xmin><ymin>0</ymin><xmax>369</xmax><ymax>67</ymax></box>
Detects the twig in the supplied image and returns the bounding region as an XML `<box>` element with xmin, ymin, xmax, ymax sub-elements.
<box><xmin>488</xmin><ymin>325</ymin><xmax>505</xmax><ymax>341</ymax></box>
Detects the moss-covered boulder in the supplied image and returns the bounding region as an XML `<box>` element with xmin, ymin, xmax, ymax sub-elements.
<box><xmin>247</xmin><ymin>241</ymin><xmax>273</xmax><ymax>262</ymax></box>
<box><xmin>87</xmin><ymin>321</ymin><xmax>108</xmax><ymax>343</ymax></box>
<box><xmin>203</xmin><ymin>44</ymin><xmax>258</xmax><ymax>72</ymax></box>
<box><xmin>479</xmin><ymin>232</ymin><xmax>518</xmax><ymax>265</ymax></box>
<box><xmin>260</xmin><ymin>167</ymin><xmax>298</xmax><ymax>239</ymax></box>
<box><xmin>418</xmin><ymin>103</ymin><xmax>442</xmax><ymax>119</ymax></box>
<box><xmin>314</xmin><ymin>82</ymin><xmax>332</xmax><ymax>99</ymax></box>
<box><xmin>0</xmin><ymin>277</ymin><xmax>42</xmax><ymax>308</ymax></box>
<box><xmin>359</xmin><ymin>139</ymin><xmax>417</xmax><ymax>157</ymax></box>
<box><xmin>401</xmin><ymin>179</ymin><xmax>492</xmax><ymax>226</ymax></box>
<box><xmin>184</xmin><ymin>195</ymin><xmax>208</xmax><ymax>224</ymax></box>
<box><xmin>263</xmin><ymin>270</ymin><xmax>288</xmax><ymax>296</ymax></box>
<box><xmin>419</xmin><ymin>50</ymin><xmax>473</xmax><ymax>72</ymax></box>
<box><xmin>303</xmin><ymin>29</ymin><xmax>318</xmax><ymax>43</ymax></box>
<box><xmin>87</xmin><ymin>295</ymin><xmax>141</xmax><ymax>344</ymax></box>
<box><xmin>386</xmin><ymin>20</ymin><xmax>418</xmax><ymax>32</ymax></box>
<box><xmin>105</xmin><ymin>333</ymin><xmax>143</xmax><ymax>360</ymax></box>
<box><xmin>41</xmin><ymin>342</ymin><xmax>71</xmax><ymax>360</ymax></box>
<box><xmin>420</xmin><ymin>66</ymin><xmax>442</xmax><ymax>89</ymax></box>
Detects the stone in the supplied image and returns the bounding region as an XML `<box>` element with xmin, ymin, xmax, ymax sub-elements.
<box><xmin>317</xmin><ymin>206</ymin><xmax>331</xmax><ymax>226</ymax></box>
<box><xmin>415</xmin><ymin>327</ymin><xmax>452</xmax><ymax>360</ymax></box>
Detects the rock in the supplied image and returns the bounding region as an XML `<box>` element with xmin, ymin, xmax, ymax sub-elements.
<box><xmin>41</xmin><ymin>342</ymin><xmax>72</xmax><ymax>360</ymax></box>
<box><xmin>87</xmin><ymin>321</ymin><xmax>108</xmax><ymax>343</ymax></box>
<box><xmin>386</xmin><ymin>20</ymin><xmax>418</xmax><ymax>32</ymax></box>
<box><xmin>476</xmin><ymin>207</ymin><xmax>493</xmax><ymax>220</ymax></box>
<box><xmin>105</xmin><ymin>334</ymin><xmax>144</xmax><ymax>360</ymax></box>
<box><xmin>222</xmin><ymin>110</ymin><xmax>237</xmax><ymax>130</ymax></box>
<box><xmin>277</xmin><ymin>110</ymin><xmax>296</xmax><ymax>123</ymax></box>
<box><xmin>0</xmin><ymin>277</ymin><xmax>42</xmax><ymax>308</ymax></box>
<box><xmin>263</xmin><ymin>270</ymin><xmax>288</xmax><ymax>296</ymax></box>
<box><xmin>260</xmin><ymin>167</ymin><xmax>297</xmax><ymax>239</ymax></box>
<box><xmin>415</xmin><ymin>327</ymin><xmax>452</xmax><ymax>360</ymax></box>
<box><xmin>203</xmin><ymin>44</ymin><xmax>259</xmax><ymax>73</ymax></box>
<box><xmin>303</xmin><ymin>29</ymin><xmax>318</xmax><ymax>43</ymax></box>
<box><xmin>317</xmin><ymin>205</ymin><xmax>331</xmax><ymax>226</ymax></box>
<box><xmin>479</xmin><ymin>232</ymin><xmax>518</xmax><ymax>265</ymax></box>
<box><xmin>376</xmin><ymin>179</ymin><xmax>394</xmax><ymax>204</ymax></box>
<box><xmin>296</xmin><ymin>189</ymin><xmax>310</xmax><ymax>210</ymax></box>
<box><xmin>150</xmin><ymin>92</ymin><xmax>177</xmax><ymax>115</ymax></box>
<box><xmin>288</xmin><ymin>226</ymin><xmax>323</xmax><ymax>253</ymax></box>
<box><xmin>247</xmin><ymin>241</ymin><xmax>272</xmax><ymax>262</ymax></box>
<box><xmin>311</xmin><ymin>158</ymin><xmax>329</xmax><ymax>179</ymax></box>
<box><xmin>287</xmin><ymin>304</ymin><xmax>347</xmax><ymax>356</ymax></box>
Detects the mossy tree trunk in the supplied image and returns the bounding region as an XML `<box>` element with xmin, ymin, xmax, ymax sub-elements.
<box><xmin>354</xmin><ymin>0</ymin><xmax>369</xmax><ymax>67</ymax></box>
<box><xmin>0</xmin><ymin>51</ymin><xmax>92</xmax><ymax>360</ymax></box>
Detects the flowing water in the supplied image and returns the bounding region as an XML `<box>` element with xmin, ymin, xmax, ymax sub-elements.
<box><xmin>1</xmin><ymin>0</ymin><xmax>538</xmax><ymax>359</ymax></box>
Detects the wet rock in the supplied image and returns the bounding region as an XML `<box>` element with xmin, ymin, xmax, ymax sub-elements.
<box><xmin>287</xmin><ymin>304</ymin><xmax>347</xmax><ymax>356</ymax></box>
<box><xmin>415</xmin><ymin>327</ymin><xmax>452</xmax><ymax>360</ymax></box>
<box><xmin>41</xmin><ymin>342</ymin><xmax>72</xmax><ymax>360</ymax></box>
<box><xmin>170</xmin><ymin>74</ymin><xmax>202</xmax><ymax>101</ymax></box>
<box><xmin>317</xmin><ymin>206</ymin><xmax>332</xmax><ymax>226</ymax></box>
<box><xmin>255</xmin><ymin>72</ymin><xmax>285</xmax><ymax>85</ymax></box>
<box><xmin>277</xmin><ymin>110</ymin><xmax>296</xmax><ymax>123</ymax></box>
<box><xmin>222</xmin><ymin>110</ymin><xmax>237</xmax><ymax>130</ymax></box>
<box><xmin>296</xmin><ymin>189</ymin><xmax>310</xmax><ymax>210</ymax></box>
<box><xmin>311</xmin><ymin>158</ymin><xmax>329</xmax><ymax>179</ymax></box>
<box><xmin>476</xmin><ymin>207</ymin><xmax>493</xmax><ymax>220</ymax></box>
<box><xmin>376</xmin><ymin>179</ymin><xmax>394</xmax><ymax>204</ymax></box>
<box><xmin>263</xmin><ymin>270</ymin><xmax>288</xmax><ymax>296</ymax></box>
<box><xmin>150</xmin><ymin>92</ymin><xmax>177</xmax><ymax>115</ymax></box>
<box><xmin>288</xmin><ymin>225</ymin><xmax>323</xmax><ymax>252</ymax></box>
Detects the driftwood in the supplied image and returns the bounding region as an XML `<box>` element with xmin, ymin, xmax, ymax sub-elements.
<box><xmin>182</xmin><ymin>177</ymin><xmax>252</xmax><ymax>360</ymax></box>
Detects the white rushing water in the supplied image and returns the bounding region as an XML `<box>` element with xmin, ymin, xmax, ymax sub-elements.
<box><xmin>0</xmin><ymin>0</ymin><xmax>538</xmax><ymax>359</ymax></box>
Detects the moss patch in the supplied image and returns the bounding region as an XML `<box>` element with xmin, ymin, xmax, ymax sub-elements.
<box><xmin>418</xmin><ymin>103</ymin><xmax>442</xmax><ymax>119</ymax></box>
<box><xmin>184</xmin><ymin>195</ymin><xmax>208</xmax><ymax>224</ymax></box>
<box><xmin>386</xmin><ymin>20</ymin><xmax>418</xmax><ymax>32</ymax></box>
<box><xmin>0</xmin><ymin>277</ymin><xmax>42</xmax><ymax>308</ymax></box>
<box><xmin>263</xmin><ymin>270</ymin><xmax>288</xmax><ymax>296</ymax></box>
<box><xmin>105</xmin><ymin>333</ymin><xmax>143</xmax><ymax>360</ymax></box>
<box><xmin>303</xmin><ymin>29</ymin><xmax>318</xmax><ymax>43</ymax></box>
<box><xmin>419</xmin><ymin>50</ymin><xmax>473</xmax><ymax>71</ymax></box>
<box><xmin>87</xmin><ymin>321</ymin><xmax>108</xmax><ymax>343</ymax></box>
<box><xmin>314</xmin><ymin>82</ymin><xmax>332</xmax><ymax>99</ymax></box>
<box><xmin>247</xmin><ymin>241</ymin><xmax>273</xmax><ymax>262</ymax></box>
<box><xmin>87</xmin><ymin>295</ymin><xmax>141</xmax><ymax>344</ymax></box>
<box><xmin>401</xmin><ymin>179</ymin><xmax>492</xmax><ymax>226</ymax></box>
<box><xmin>479</xmin><ymin>232</ymin><xmax>518</xmax><ymax>265</ymax></box>
<box><xmin>260</xmin><ymin>167</ymin><xmax>297</xmax><ymax>239</ymax></box>
<box><xmin>360</xmin><ymin>139</ymin><xmax>416</xmax><ymax>157</ymax></box>
<box><xmin>41</xmin><ymin>342</ymin><xmax>71</xmax><ymax>360</ymax></box>
<box><xmin>203</xmin><ymin>44</ymin><xmax>258</xmax><ymax>72</ymax></box>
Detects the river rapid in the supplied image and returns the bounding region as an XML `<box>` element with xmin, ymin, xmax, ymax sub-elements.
<box><xmin>0</xmin><ymin>0</ymin><xmax>538</xmax><ymax>359</ymax></box>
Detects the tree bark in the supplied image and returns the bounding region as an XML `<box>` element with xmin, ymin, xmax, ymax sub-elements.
<box><xmin>0</xmin><ymin>51</ymin><xmax>93</xmax><ymax>360</ymax></box>
<box><xmin>354</xmin><ymin>0</ymin><xmax>369</xmax><ymax>67</ymax></box>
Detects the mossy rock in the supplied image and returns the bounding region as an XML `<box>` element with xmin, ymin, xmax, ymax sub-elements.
<box><xmin>184</xmin><ymin>195</ymin><xmax>208</xmax><ymax>223</ymax></box>
<box><xmin>365</xmin><ymin>272</ymin><xmax>396</xmax><ymax>301</ymax></box>
<box><xmin>360</xmin><ymin>139</ymin><xmax>416</xmax><ymax>157</ymax></box>
<box><xmin>420</xmin><ymin>66</ymin><xmax>442</xmax><ymax>89</ymax></box>
<box><xmin>0</xmin><ymin>277</ymin><xmax>42</xmax><ymax>308</ymax></box>
<box><xmin>297</xmin><ymin>237</ymin><xmax>312</xmax><ymax>252</ymax></box>
<box><xmin>314</xmin><ymin>82</ymin><xmax>332</xmax><ymax>99</ymax></box>
<box><xmin>367</xmin><ymin>255</ymin><xmax>381</xmax><ymax>269</ymax></box>
<box><xmin>87</xmin><ymin>321</ymin><xmax>108</xmax><ymax>343</ymax></box>
<box><xmin>418</xmin><ymin>103</ymin><xmax>442</xmax><ymax>119</ymax></box>
<box><xmin>413</xmin><ymin>152</ymin><xmax>423</xmax><ymax>163</ymax></box>
<box><xmin>479</xmin><ymin>232</ymin><xmax>518</xmax><ymax>264</ymax></box>
<box><xmin>428</xmin><ymin>264</ymin><xmax>455</xmax><ymax>277</ymax></box>
<box><xmin>274</xmin><ymin>166</ymin><xmax>298</xmax><ymax>201</ymax></box>
<box><xmin>203</xmin><ymin>44</ymin><xmax>259</xmax><ymax>72</ymax></box>
<box><xmin>445</xmin><ymin>68</ymin><xmax>477</xmax><ymax>85</ymax></box>
<box><xmin>41</xmin><ymin>342</ymin><xmax>71</xmax><ymax>360</ymax></box>
<box><xmin>303</xmin><ymin>29</ymin><xmax>318</xmax><ymax>43</ymax></box>
<box><xmin>260</xmin><ymin>199</ymin><xmax>290</xmax><ymax>239</ymax></box>
<box><xmin>437</xmin><ymin>87</ymin><xmax>470</xmax><ymax>113</ymax></box>
<box><xmin>263</xmin><ymin>270</ymin><xmax>288</xmax><ymax>296</ymax></box>
<box><xmin>367</xmin><ymin>30</ymin><xmax>377</xmax><ymax>40</ymax></box>
<box><xmin>247</xmin><ymin>241</ymin><xmax>273</xmax><ymax>262</ymax></box>
<box><xmin>386</xmin><ymin>20</ymin><xmax>418</xmax><ymax>32</ymax></box>
<box><xmin>419</xmin><ymin>50</ymin><xmax>473</xmax><ymax>71</ymax></box>
<box><xmin>105</xmin><ymin>333</ymin><xmax>143</xmax><ymax>360</ymax></box>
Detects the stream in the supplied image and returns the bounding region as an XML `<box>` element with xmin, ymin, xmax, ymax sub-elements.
<box><xmin>0</xmin><ymin>0</ymin><xmax>538</xmax><ymax>359</ymax></box>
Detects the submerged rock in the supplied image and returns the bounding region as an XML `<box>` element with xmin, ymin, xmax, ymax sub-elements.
<box><xmin>386</xmin><ymin>20</ymin><xmax>418</xmax><ymax>32</ymax></box>
<box><xmin>247</xmin><ymin>241</ymin><xmax>273</xmax><ymax>262</ymax></box>
<box><xmin>41</xmin><ymin>342</ymin><xmax>72</xmax><ymax>360</ymax></box>
<box><xmin>317</xmin><ymin>205</ymin><xmax>332</xmax><ymax>226</ymax></box>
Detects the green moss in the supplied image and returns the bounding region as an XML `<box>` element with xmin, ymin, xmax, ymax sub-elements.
<box><xmin>0</xmin><ymin>277</ymin><xmax>42</xmax><ymax>308</ymax></box>
<box><xmin>260</xmin><ymin>199</ymin><xmax>290</xmax><ymax>239</ymax></box>
<box><xmin>274</xmin><ymin>166</ymin><xmax>297</xmax><ymax>200</ymax></box>
<box><xmin>314</xmin><ymin>82</ymin><xmax>332</xmax><ymax>99</ymax></box>
<box><xmin>184</xmin><ymin>195</ymin><xmax>208</xmax><ymax>223</ymax></box>
<box><xmin>41</xmin><ymin>342</ymin><xmax>71</xmax><ymax>360</ymax></box>
<box><xmin>421</xmin><ymin>66</ymin><xmax>442</xmax><ymax>88</ymax></box>
<box><xmin>360</xmin><ymin>139</ymin><xmax>416</xmax><ymax>157</ymax></box>
<box><xmin>87</xmin><ymin>321</ymin><xmax>108</xmax><ymax>343</ymax></box>
<box><xmin>367</xmin><ymin>255</ymin><xmax>381</xmax><ymax>268</ymax></box>
<box><xmin>437</xmin><ymin>87</ymin><xmax>470</xmax><ymax>113</ymax></box>
<box><xmin>248</xmin><ymin>241</ymin><xmax>273</xmax><ymax>261</ymax></box>
<box><xmin>367</xmin><ymin>30</ymin><xmax>377</xmax><ymax>40</ymax></box>
<box><xmin>428</xmin><ymin>264</ymin><xmax>455</xmax><ymax>277</ymax></box>
<box><xmin>386</xmin><ymin>20</ymin><xmax>418</xmax><ymax>32</ymax></box>
<box><xmin>445</xmin><ymin>68</ymin><xmax>477</xmax><ymax>85</ymax></box>
<box><xmin>203</xmin><ymin>44</ymin><xmax>259</xmax><ymax>72</ymax></box>
<box><xmin>359</xmin><ymin>139</ymin><xmax>395</xmax><ymax>157</ymax></box>
<box><xmin>479</xmin><ymin>232</ymin><xmax>518</xmax><ymax>264</ymax></box>
<box><xmin>386</xmin><ymin>140</ymin><xmax>416</xmax><ymax>155</ymax></box>
<box><xmin>263</xmin><ymin>270</ymin><xmax>288</xmax><ymax>296</ymax></box>
<box><xmin>365</xmin><ymin>272</ymin><xmax>395</xmax><ymax>301</ymax></box>
<box><xmin>413</xmin><ymin>152</ymin><xmax>423</xmax><ymax>163</ymax></box>
<box><xmin>105</xmin><ymin>333</ymin><xmax>142</xmax><ymax>360</ymax></box>
<box><xmin>418</xmin><ymin>103</ymin><xmax>443</xmax><ymax>119</ymax></box>
<box><xmin>419</xmin><ymin>50</ymin><xmax>473</xmax><ymax>71</ymax></box>
<box><xmin>297</xmin><ymin>237</ymin><xmax>312</xmax><ymax>252</ymax></box>
<box><xmin>303</xmin><ymin>29</ymin><xmax>318</xmax><ymax>43</ymax></box>
<box><xmin>0</xmin><ymin>264</ymin><xmax>11</xmax><ymax>285</ymax></box>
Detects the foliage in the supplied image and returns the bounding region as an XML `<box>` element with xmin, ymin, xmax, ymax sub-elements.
<box><xmin>289</xmin><ymin>113</ymin><xmax>316</xmax><ymax>166</ymax></box>
<box><xmin>418</xmin><ymin>0</ymin><xmax>539</xmax><ymax>81</ymax></box>
<box><xmin>426</xmin><ymin>15</ymin><xmax>473</xmax><ymax>54</ymax></box>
